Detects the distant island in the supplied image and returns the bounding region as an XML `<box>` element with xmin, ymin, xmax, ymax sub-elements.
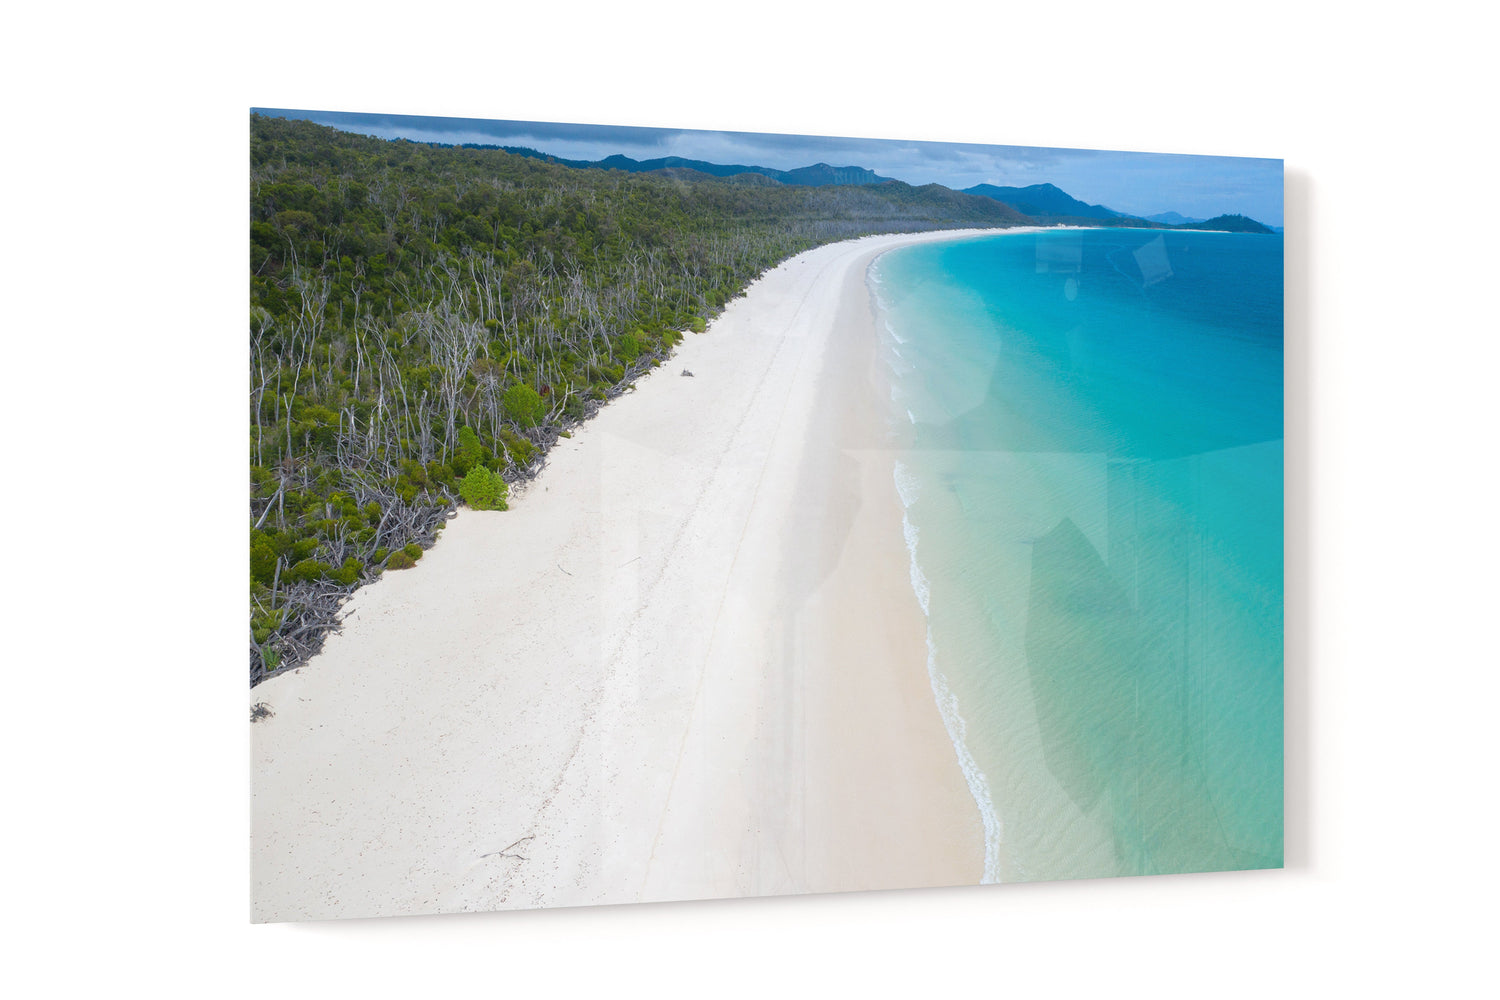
<box><xmin>959</xmin><ymin>183</ymin><xmax>1274</xmax><ymax>232</ymax></box>
<box><xmin>1174</xmin><ymin>213</ymin><xmax>1277</xmax><ymax>234</ymax></box>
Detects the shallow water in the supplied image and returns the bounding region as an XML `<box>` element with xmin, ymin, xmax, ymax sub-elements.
<box><xmin>873</xmin><ymin>229</ymin><xmax>1284</xmax><ymax>881</ymax></box>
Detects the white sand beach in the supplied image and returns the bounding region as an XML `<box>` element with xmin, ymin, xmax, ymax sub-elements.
<box><xmin>250</xmin><ymin>229</ymin><xmax>1005</xmax><ymax>921</ymax></box>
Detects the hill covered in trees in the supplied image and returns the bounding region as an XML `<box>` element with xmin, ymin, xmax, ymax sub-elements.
<box><xmin>963</xmin><ymin>182</ymin><xmax>1120</xmax><ymax>220</ymax></box>
<box><xmin>489</xmin><ymin>148</ymin><xmax>894</xmax><ymax>187</ymax></box>
<box><xmin>1180</xmin><ymin>213</ymin><xmax>1276</xmax><ymax>234</ymax></box>
<box><xmin>962</xmin><ymin>182</ymin><xmax>1275</xmax><ymax>232</ymax></box>
<box><xmin>247</xmin><ymin>114</ymin><xmax>1030</xmax><ymax>685</ymax></box>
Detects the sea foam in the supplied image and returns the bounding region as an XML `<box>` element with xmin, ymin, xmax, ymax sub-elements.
<box><xmin>893</xmin><ymin>461</ymin><xmax>1002</xmax><ymax>883</ymax></box>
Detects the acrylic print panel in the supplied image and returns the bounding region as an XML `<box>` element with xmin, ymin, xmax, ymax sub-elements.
<box><xmin>248</xmin><ymin>108</ymin><xmax>1284</xmax><ymax>921</ymax></box>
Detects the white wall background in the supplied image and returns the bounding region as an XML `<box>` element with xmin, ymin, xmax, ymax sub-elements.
<box><xmin>5</xmin><ymin>1</ymin><xmax>1494</xmax><ymax>995</ymax></box>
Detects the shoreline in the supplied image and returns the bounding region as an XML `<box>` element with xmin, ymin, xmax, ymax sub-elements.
<box><xmin>251</xmin><ymin>227</ymin><xmax>1024</xmax><ymax>920</ymax></box>
<box><xmin>866</xmin><ymin>233</ymin><xmax>1038</xmax><ymax>886</ymax></box>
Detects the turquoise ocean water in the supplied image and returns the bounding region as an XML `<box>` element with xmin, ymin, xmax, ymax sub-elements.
<box><xmin>872</xmin><ymin>229</ymin><xmax>1283</xmax><ymax>883</ymax></box>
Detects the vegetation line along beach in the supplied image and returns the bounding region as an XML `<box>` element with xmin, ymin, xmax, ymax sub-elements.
<box><xmin>247</xmin><ymin>114</ymin><xmax>1029</xmax><ymax>684</ymax></box>
<box><xmin>251</xmin><ymin>228</ymin><xmax>997</xmax><ymax>919</ymax></box>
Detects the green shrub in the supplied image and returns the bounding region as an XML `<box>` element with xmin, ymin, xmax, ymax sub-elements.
<box><xmin>251</xmin><ymin>608</ymin><xmax>285</xmax><ymax>645</ymax></box>
<box><xmin>250</xmin><ymin>535</ymin><xmax>278</xmax><ymax>585</ymax></box>
<box><xmin>285</xmin><ymin>558</ymin><xmax>331</xmax><ymax>584</ymax></box>
<box><xmin>331</xmin><ymin>557</ymin><xmax>363</xmax><ymax>586</ymax></box>
<box><xmin>502</xmin><ymin>383</ymin><xmax>546</xmax><ymax>427</ymax></box>
<box><xmin>498</xmin><ymin>427</ymin><xmax>535</xmax><ymax>465</ymax></box>
<box><xmin>459</xmin><ymin>465</ymin><xmax>509</xmax><ymax>511</ymax></box>
<box><xmin>402</xmin><ymin>542</ymin><xmax>424</xmax><ymax>559</ymax></box>
<box><xmin>399</xmin><ymin>458</ymin><xmax>428</xmax><ymax>486</ymax></box>
<box><xmin>386</xmin><ymin>549</ymin><xmax>417</xmax><ymax>570</ymax></box>
<box><xmin>616</xmin><ymin>329</ymin><xmax>643</xmax><ymax>362</ymax></box>
<box><xmin>457</xmin><ymin>425</ymin><xmax>484</xmax><ymax>463</ymax></box>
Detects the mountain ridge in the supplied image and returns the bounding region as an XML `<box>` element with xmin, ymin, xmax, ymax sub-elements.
<box><xmin>458</xmin><ymin>144</ymin><xmax>893</xmax><ymax>187</ymax></box>
<box><xmin>962</xmin><ymin>182</ymin><xmax>1119</xmax><ymax>220</ymax></box>
<box><xmin>402</xmin><ymin>135</ymin><xmax>1276</xmax><ymax>232</ymax></box>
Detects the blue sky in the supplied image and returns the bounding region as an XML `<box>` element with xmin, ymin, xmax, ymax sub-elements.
<box><xmin>256</xmin><ymin>108</ymin><xmax>1284</xmax><ymax>227</ymax></box>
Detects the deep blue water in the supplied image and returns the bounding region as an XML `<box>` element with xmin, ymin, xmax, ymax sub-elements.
<box><xmin>874</xmin><ymin>228</ymin><xmax>1283</xmax><ymax>882</ymax></box>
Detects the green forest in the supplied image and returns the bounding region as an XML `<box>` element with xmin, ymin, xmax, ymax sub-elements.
<box><xmin>248</xmin><ymin>113</ymin><xmax>1027</xmax><ymax>685</ymax></box>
